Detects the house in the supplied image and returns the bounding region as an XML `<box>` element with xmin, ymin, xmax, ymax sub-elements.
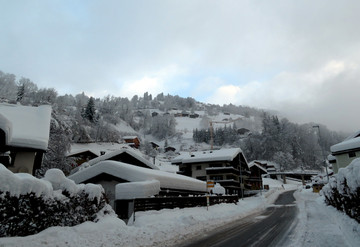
<box><xmin>165</xmin><ymin>146</ymin><xmax>176</xmax><ymax>153</ymax></box>
<box><xmin>237</xmin><ymin>128</ymin><xmax>250</xmax><ymax>135</ymax></box>
<box><xmin>248</xmin><ymin>162</ymin><xmax>268</xmax><ymax>190</ymax></box>
<box><xmin>150</xmin><ymin>142</ymin><xmax>160</xmax><ymax>150</ymax></box>
<box><xmin>172</xmin><ymin>148</ymin><xmax>250</xmax><ymax>195</ymax></box>
<box><xmin>123</xmin><ymin>136</ymin><xmax>140</xmax><ymax>148</ymax></box>
<box><xmin>68</xmin><ymin>160</ymin><xmax>206</xmax><ymax>209</ymax></box>
<box><xmin>330</xmin><ymin>130</ymin><xmax>360</xmax><ymax>173</ymax></box>
<box><xmin>189</xmin><ymin>113</ymin><xmax>199</xmax><ymax>118</ymax></box>
<box><xmin>70</xmin><ymin>146</ymin><xmax>159</xmax><ymax>175</ymax></box>
<box><xmin>67</xmin><ymin>149</ymin><xmax>99</xmax><ymax>167</ymax></box>
<box><xmin>0</xmin><ymin>103</ymin><xmax>51</xmax><ymax>175</ymax></box>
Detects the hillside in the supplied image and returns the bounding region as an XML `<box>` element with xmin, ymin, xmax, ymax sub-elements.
<box><xmin>0</xmin><ymin>70</ymin><xmax>347</xmax><ymax>176</ymax></box>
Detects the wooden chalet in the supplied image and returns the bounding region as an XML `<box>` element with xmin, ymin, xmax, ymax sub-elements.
<box><xmin>172</xmin><ymin>148</ymin><xmax>250</xmax><ymax>195</ymax></box>
<box><xmin>123</xmin><ymin>136</ymin><xmax>140</xmax><ymax>148</ymax></box>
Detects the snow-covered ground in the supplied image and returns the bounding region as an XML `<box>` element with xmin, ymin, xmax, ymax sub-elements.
<box><xmin>1</xmin><ymin>179</ymin><xmax>359</xmax><ymax>247</ymax></box>
<box><xmin>288</xmin><ymin>188</ymin><xmax>360</xmax><ymax>247</ymax></box>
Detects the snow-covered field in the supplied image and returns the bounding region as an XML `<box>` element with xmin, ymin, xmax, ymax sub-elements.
<box><xmin>1</xmin><ymin>179</ymin><xmax>359</xmax><ymax>247</ymax></box>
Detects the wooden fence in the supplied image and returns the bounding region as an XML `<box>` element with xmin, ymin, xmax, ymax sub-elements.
<box><xmin>115</xmin><ymin>195</ymin><xmax>238</xmax><ymax>222</ymax></box>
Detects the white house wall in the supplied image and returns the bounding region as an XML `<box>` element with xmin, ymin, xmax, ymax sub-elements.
<box><xmin>9</xmin><ymin>151</ymin><xmax>36</xmax><ymax>174</ymax></box>
<box><xmin>334</xmin><ymin>151</ymin><xmax>360</xmax><ymax>173</ymax></box>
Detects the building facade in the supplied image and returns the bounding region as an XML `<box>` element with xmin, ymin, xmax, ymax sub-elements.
<box><xmin>172</xmin><ymin>148</ymin><xmax>250</xmax><ymax>195</ymax></box>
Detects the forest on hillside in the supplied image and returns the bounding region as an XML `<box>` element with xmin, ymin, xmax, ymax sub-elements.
<box><xmin>0</xmin><ymin>70</ymin><xmax>346</xmax><ymax>175</ymax></box>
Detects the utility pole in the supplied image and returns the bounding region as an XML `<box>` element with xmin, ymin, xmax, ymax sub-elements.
<box><xmin>239</xmin><ymin>153</ymin><xmax>244</xmax><ymax>200</ymax></box>
<box><xmin>313</xmin><ymin>125</ymin><xmax>330</xmax><ymax>182</ymax></box>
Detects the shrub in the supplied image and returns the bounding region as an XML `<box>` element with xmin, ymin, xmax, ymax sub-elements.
<box><xmin>0</xmin><ymin>165</ymin><xmax>112</xmax><ymax>237</ymax></box>
<box><xmin>322</xmin><ymin>158</ymin><xmax>360</xmax><ymax>223</ymax></box>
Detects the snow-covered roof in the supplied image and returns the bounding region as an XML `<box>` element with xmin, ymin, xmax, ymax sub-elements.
<box><xmin>331</xmin><ymin>131</ymin><xmax>360</xmax><ymax>154</ymax></box>
<box><xmin>0</xmin><ymin>103</ymin><xmax>51</xmax><ymax>150</ymax></box>
<box><xmin>115</xmin><ymin>180</ymin><xmax>161</xmax><ymax>200</ymax></box>
<box><xmin>68</xmin><ymin>160</ymin><xmax>207</xmax><ymax>192</ymax></box>
<box><xmin>123</xmin><ymin>136</ymin><xmax>138</xmax><ymax>140</ymax></box>
<box><xmin>71</xmin><ymin>146</ymin><xmax>159</xmax><ymax>173</ymax></box>
<box><xmin>68</xmin><ymin>142</ymin><xmax>126</xmax><ymax>157</ymax></box>
<box><xmin>248</xmin><ymin>162</ymin><xmax>268</xmax><ymax>173</ymax></box>
<box><xmin>67</xmin><ymin>149</ymin><xmax>98</xmax><ymax>157</ymax></box>
<box><xmin>171</xmin><ymin>148</ymin><xmax>245</xmax><ymax>165</ymax></box>
<box><xmin>327</xmin><ymin>154</ymin><xmax>336</xmax><ymax>161</ymax></box>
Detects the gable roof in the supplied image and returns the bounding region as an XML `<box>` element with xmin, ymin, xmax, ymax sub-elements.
<box><xmin>0</xmin><ymin>103</ymin><xmax>51</xmax><ymax>151</ymax></box>
<box><xmin>331</xmin><ymin>131</ymin><xmax>360</xmax><ymax>154</ymax></box>
<box><xmin>248</xmin><ymin>162</ymin><xmax>268</xmax><ymax>173</ymax></box>
<box><xmin>68</xmin><ymin>160</ymin><xmax>206</xmax><ymax>193</ymax></box>
<box><xmin>70</xmin><ymin>146</ymin><xmax>158</xmax><ymax>174</ymax></box>
<box><xmin>171</xmin><ymin>148</ymin><xmax>247</xmax><ymax>165</ymax></box>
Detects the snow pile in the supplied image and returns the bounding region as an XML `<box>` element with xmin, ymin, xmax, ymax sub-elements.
<box><xmin>0</xmin><ymin>164</ymin><xmax>111</xmax><ymax>237</ymax></box>
<box><xmin>322</xmin><ymin>158</ymin><xmax>360</xmax><ymax>223</ymax></box>
<box><xmin>212</xmin><ymin>183</ymin><xmax>225</xmax><ymax>195</ymax></box>
<box><xmin>116</xmin><ymin>180</ymin><xmax>161</xmax><ymax>199</ymax></box>
<box><xmin>0</xmin><ymin>165</ymin><xmax>53</xmax><ymax>197</ymax></box>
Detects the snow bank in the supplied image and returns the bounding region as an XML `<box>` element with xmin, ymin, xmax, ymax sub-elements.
<box><xmin>0</xmin><ymin>178</ymin><xmax>300</xmax><ymax>246</ymax></box>
<box><xmin>116</xmin><ymin>180</ymin><xmax>161</xmax><ymax>199</ymax></box>
<box><xmin>0</xmin><ymin>164</ymin><xmax>53</xmax><ymax>198</ymax></box>
<box><xmin>323</xmin><ymin>158</ymin><xmax>360</xmax><ymax>195</ymax></box>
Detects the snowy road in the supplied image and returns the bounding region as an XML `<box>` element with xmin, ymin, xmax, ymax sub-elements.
<box><xmin>181</xmin><ymin>190</ymin><xmax>297</xmax><ymax>247</ymax></box>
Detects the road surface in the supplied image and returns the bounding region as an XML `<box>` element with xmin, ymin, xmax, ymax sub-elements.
<box><xmin>182</xmin><ymin>190</ymin><xmax>298</xmax><ymax>247</ymax></box>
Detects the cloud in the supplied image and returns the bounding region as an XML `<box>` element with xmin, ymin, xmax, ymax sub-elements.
<box><xmin>117</xmin><ymin>65</ymin><xmax>188</xmax><ymax>98</ymax></box>
<box><xmin>207</xmin><ymin>60</ymin><xmax>359</xmax><ymax>132</ymax></box>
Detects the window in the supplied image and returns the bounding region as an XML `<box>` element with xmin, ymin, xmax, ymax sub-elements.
<box><xmin>196</xmin><ymin>176</ymin><xmax>206</xmax><ymax>181</ymax></box>
<box><xmin>196</xmin><ymin>165</ymin><xmax>202</xmax><ymax>170</ymax></box>
<box><xmin>210</xmin><ymin>175</ymin><xmax>223</xmax><ymax>181</ymax></box>
<box><xmin>349</xmin><ymin>152</ymin><xmax>356</xmax><ymax>158</ymax></box>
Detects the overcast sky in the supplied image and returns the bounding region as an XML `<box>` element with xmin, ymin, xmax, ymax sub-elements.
<box><xmin>1</xmin><ymin>0</ymin><xmax>359</xmax><ymax>132</ymax></box>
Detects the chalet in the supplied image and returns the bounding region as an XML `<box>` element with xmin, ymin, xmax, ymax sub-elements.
<box><xmin>123</xmin><ymin>136</ymin><xmax>140</xmax><ymax>148</ymax></box>
<box><xmin>172</xmin><ymin>148</ymin><xmax>250</xmax><ymax>195</ymax></box>
<box><xmin>189</xmin><ymin>113</ymin><xmax>199</xmax><ymax>118</ymax></box>
<box><xmin>248</xmin><ymin>162</ymin><xmax>268</xmax><ymax>190</ymax></box>
<box><xmin>165</xmin><ymin>146</ymin><xmax>176</xmax><ymax>153</ymax></box>
<box><xmin>181</xmin><ymin>111</ymin><xmax>189</xmax><ymax>117</ymax></box>
<box><xmin>70</xmin><ymin>146</ymin><xmax>159</xmax><ymax>175</ymax></box>
<box><xmin>237</xmin><ymin>128</ymin><xmax>250</xmax><ymax>135</ymax></box>
<box><xmin>330</xmin><ymin>130</ymin><xmax>360</xmax><ymax>173</ymax></box>
<box><xmin>0</xmin><ymin>103</ymin><xmax>51</xmax><ymax>175</ymax></box>
<box><xmin>150</xmin><ymin>142</ymin><xmax>160</xmax><ymax>150</ymax></box>
<box><xmin>67</xmin><ymin>149</ymin><xmax>99</xmax><ymax>167</ymax></box>
<box><xmin>68</xmin><ymin>160</ymin><xmax>206</xmax><ymax>209</ymax></box>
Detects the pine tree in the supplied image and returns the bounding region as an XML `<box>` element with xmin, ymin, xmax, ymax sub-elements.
<box><xmin>83</xmin><ymin>97</ymin><xmax>97</xmax><ymax>123</ymax></box>
<box><xmin>16</xmin><ymin>83</ymin><xmax>25</xmax><ymax>102</ymax></box>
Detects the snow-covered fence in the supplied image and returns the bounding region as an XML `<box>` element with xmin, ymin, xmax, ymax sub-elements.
<box><xmin>115</xmin><ymin>195</ymin><xmax>238</xmax><ymax>223</ymax></box>
<box><xmin>322</xmin><ymin>158</ymin><xmax>360</xmax><ymax>223</ymax></box>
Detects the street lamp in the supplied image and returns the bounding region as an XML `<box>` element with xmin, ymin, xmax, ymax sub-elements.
<box><xmin>313</xmin><ymin>125</ymin><xmax>330</xmax><ymax>182</ymax></box>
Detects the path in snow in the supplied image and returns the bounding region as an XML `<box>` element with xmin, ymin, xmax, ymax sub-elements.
<box><xmin>286</xmin><ymin>189</ymin><xmax>360</xmax><ymax>247</ymax></box>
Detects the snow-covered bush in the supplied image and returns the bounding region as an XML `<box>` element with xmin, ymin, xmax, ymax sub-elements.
<box><xmin>0</xmin><ymin>165</ymin><xmax>113</xmax><ymax>237</ymax></box>
<box><xmin>322</xmin><ymin>158</ymin><xmax>360</xmax><ymax>223</ymax></box>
